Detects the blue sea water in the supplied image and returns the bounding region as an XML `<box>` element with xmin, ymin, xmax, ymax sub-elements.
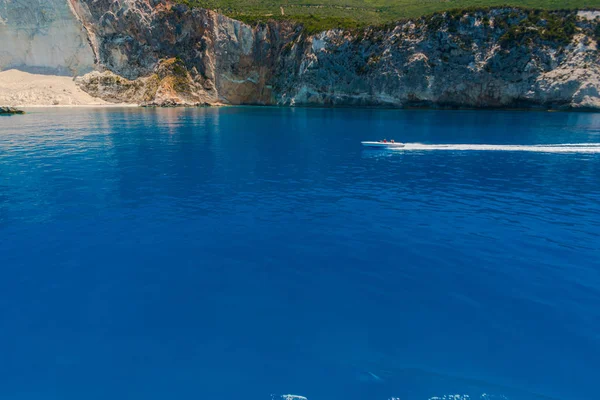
<box><xmin>0</xmin><ymin>107</ymin><xmax>599</xmax><ymax>400</ymax></box>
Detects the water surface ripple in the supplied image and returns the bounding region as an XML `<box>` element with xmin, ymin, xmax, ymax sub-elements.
<box><xmin>1</xmin><ymin>108</ymin><xmax>599</xmax><ymax>400</ymax></box>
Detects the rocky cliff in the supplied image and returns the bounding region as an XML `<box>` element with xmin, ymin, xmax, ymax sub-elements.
<box><xmin>2</xmin><ymin>0</ymin><xmax>600</xmax><ymax>109</ymax></box>
<box><xmin>279</xmin><ymin>12</ymin><xmax>600</xmax><ymax>109</ymax></box>
<box><xmin>0</xmin><ymin>0</ymin><xmax>95</xmax><ymax>75</ymax></box>
<box><xmin>70</xmin><ymin>0</ymin><xmax>299</xmax><ymax>106</ymax></box>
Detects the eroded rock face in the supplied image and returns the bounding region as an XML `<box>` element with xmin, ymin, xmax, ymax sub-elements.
<box><xmin>4</xmin><ymin>0</ymin><xmax>596</xmax><ymax>109</ymax></box>
<box><xmin>71</xmin><ymin>0</ymin><xmax>300</xmax><ymax>105</ymax></box>
<box><xmin>277</xmin><ymin>13</ymin><xmax>600</xmax><ymax>109</ymax></box>
<box><xmin>69</xmin><ymin>1</ymin><xmax>600</xmax><ymax>109</ymax></box>
<box><xmin>0</xmin><ymin>0</ymin><xmax>95</xmax><ymax>75</ymax></box>
<box><xmin>76</xmin><ymin>58</ymin><xmax>215</xmax><ymax>106</ymax></box>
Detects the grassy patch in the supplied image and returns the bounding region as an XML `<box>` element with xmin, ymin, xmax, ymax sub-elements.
<box><xmin>176</xmin><ymin>0</ymin><xmax>600</xmax><ymax>31</ymax></box>
<box><xmin>499</xmin><ymin>10</ymin><xmax>578</xmax><ymax>46</ymax></box>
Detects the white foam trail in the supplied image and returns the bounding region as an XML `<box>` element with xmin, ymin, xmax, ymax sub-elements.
<box><xmin>396</xmin><ymin>143</ymin><xmax>600</xmax><ymax>153</ymax></box>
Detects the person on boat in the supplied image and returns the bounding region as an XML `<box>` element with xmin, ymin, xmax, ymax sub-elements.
<box><xmin>391</xmin><ymin>140</ymin><xmax>395</xmax><ymax>143</ymax></box>
<box><xmin>383</xmin><ymin>139</ymin><xmax>387</xmax><ymax>143</ymax></box>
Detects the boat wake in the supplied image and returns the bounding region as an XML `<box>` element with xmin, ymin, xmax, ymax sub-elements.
<box><xmin>395</xmin><ymin>143</ymin><xmax>600</xmax><ymax>153</ymax></box>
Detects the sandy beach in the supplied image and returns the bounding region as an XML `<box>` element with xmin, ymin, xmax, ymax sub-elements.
<box><xmin>0</xmin><ymin>69</ymin><xmax>134</xmax><ymax>107</ymax></box>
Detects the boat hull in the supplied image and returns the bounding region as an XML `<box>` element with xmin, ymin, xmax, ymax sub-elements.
<box><xmin>361</xmin><ymin>141</ymin><xmax>405</xmax><ymax>149</ymax></box>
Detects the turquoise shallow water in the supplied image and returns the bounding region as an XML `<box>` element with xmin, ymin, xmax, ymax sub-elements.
<box><xmin>0</xmin><ymin>107</ymin><xmax>599</xmax><ymax>400</ymax></box>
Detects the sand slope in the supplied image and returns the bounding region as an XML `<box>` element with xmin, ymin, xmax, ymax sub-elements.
<box><xmin>0</xmin><ymin>69</ymin><xmax>111</xmax><ymax>106</ymax></box>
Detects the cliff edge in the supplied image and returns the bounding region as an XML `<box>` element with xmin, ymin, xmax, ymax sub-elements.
<box><xmin>1</xmin><ymin>0</ymin><xmax>599</xmax><ymax>109</ymax></box>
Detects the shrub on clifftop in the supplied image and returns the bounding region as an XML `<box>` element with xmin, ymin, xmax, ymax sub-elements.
<box><xmin>175</xmin><ymin>0</ymin><xmax>600</xmax><ymax>31</ymax></box>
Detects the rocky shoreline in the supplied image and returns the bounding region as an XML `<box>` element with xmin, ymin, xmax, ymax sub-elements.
<box><xmin>0</xmin><ymin>106</ymin><xmax>25</xmax><ymax>115</ymax></box>
<box><xmin>1</xmin><ymin>0</ymin><xmax>599</xmax><ymax>110</ymax></box>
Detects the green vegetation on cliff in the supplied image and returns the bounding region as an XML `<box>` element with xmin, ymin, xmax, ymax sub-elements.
<box><xmin>498</xmin><ymin>10</ymin><xmax>578</xmax><ymax>46</ymax></box>
<box><xmin>176</xmin><ymin>0</ymin><xmax>600</xmax><ymax>30</ymax></box>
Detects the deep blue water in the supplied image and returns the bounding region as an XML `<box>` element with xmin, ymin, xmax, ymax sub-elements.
<box><xmin>1</xmin><ymin>107</ymin><xmax>599</xmax><ymax>400</ymax></box>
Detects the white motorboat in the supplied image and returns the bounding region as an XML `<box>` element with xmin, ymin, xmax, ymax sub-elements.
<box><xmin>361</xmin><ymin>141</ymin><xmax>405</xmax><ymax>149</ymax></box>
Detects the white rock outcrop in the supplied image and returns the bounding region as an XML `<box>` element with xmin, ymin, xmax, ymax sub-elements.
<box><xmin>0</xmin><ymin>0</ymin><xmax>95</xmax><ymax>76</ymax></box>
